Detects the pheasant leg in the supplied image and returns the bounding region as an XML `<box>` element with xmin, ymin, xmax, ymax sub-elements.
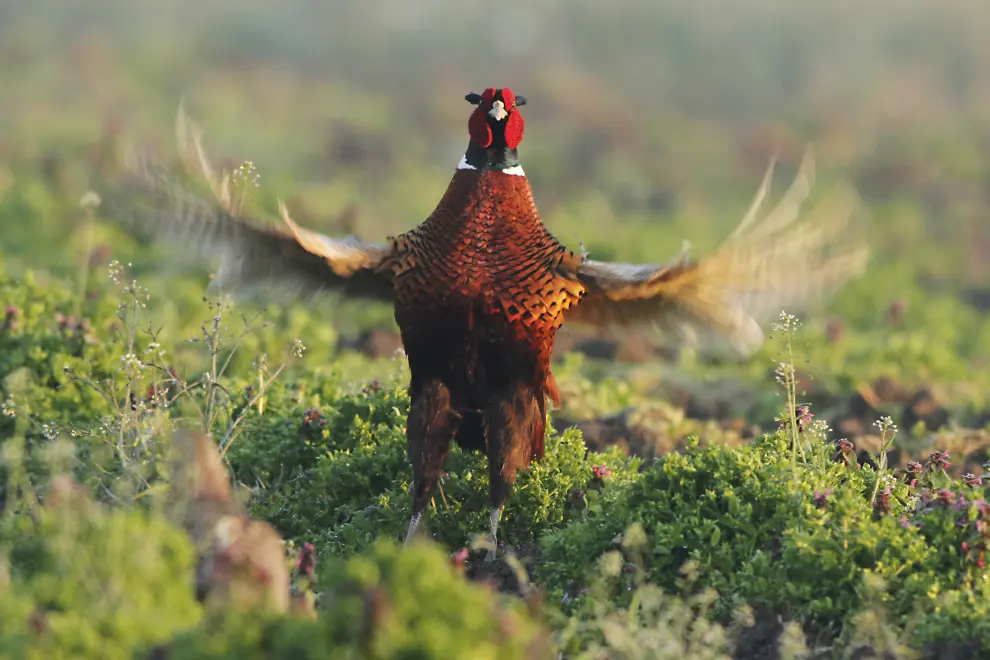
<box><xmin>404</xmin><ymin>379</ymin><xmax>456</xmax><ymax>549</ymax></box>
<box><xmin>404</xmin><ymin>511</ymin><xmax>423</xmax><ymax>545</ymax></box>
<box><xmin>486</xmin><ymin>506</ymin><xmax>503</xmax><ymax>562</ymax></box>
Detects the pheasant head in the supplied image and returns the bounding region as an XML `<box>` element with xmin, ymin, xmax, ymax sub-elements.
<box><xmin>461</xmin><ymin>87</ymin><xmax>527</xmax><ymax>173</ymax></box>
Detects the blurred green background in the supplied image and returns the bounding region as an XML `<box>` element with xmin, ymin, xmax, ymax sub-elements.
<box><xmin>3</xmin><ymin>0</ymin><xmax>990</xmax><ymax>439</ymax></box>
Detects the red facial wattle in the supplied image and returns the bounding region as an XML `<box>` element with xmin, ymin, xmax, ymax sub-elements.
<box><xmin>468</xmin><ymin>105</ymin><xmax>492</xmax><ymax>148</ymax></box>
<box><xmin>504</xmin><ymin>110</ymin><xmax>524</xmax><ymax>149</ymax></box>
<box><xmin>467</xmin><ymin>87</ymin><xmax>524</xmax><ymax>150</ymax></box>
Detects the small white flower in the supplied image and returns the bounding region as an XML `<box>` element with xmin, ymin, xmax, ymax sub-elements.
<box><xmin>232</xmin><ymin>161</ymin><xmax>261</xmax><ymax>188</ymax></box>
<box><xmin>771</xmin><ymin>311</ymin><xmax>802</xmax><ymax>333</ymax></box>
<box><xmin>120</xmin><ymin>353</ymin><xmax>144</xmax><ymax>372</ymax></box>
<box><xmin>774</xmin><ymin>361</ymin><xmax>795</xmax><ymax>385</ymax></box>
<box><xmin>874</xmin><ymin>416</ymin><xmax>897</xmax><ymax>432</ymax></box>
<box><xmin>108</xmin><ymin>260</ymin><xmax>123</xmax><ymax>283</ymax></box>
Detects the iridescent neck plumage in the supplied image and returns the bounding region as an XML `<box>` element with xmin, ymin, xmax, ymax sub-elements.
<box><xmin>458</xmin><ymin>142</ymin><xmax>525</xmax><ymax>176</ymax></box>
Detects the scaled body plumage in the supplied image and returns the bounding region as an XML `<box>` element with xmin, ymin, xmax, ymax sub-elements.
<box><xmin>391</xmin><ymin>158</ymin><xmax>586</xmax><ymax>547</ymax></box>
<box><xmin>103</xmin><ymin>87</ymin><xmax>869</xmax><ymax>559</ymax></box>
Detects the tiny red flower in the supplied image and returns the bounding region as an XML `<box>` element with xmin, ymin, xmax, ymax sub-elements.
<box><xmin>874</xmin><ymin>487</ymin><xmax>893</xmax><ymax>515</ymax></box>
<box><xmin>837</xmin><ymin>439</ymin><xmax>856</xmax><ymax>467</ymax></box>
<box><xmin>591</xmin><ymin>465</ymin><xmax>612</xmax><ymax>479</ymax></box>
<box><xmin>925</xmin><ymin>449</ymin><xmax>951</xmax><ymax>472</ymax></box>
<box><xmin>813</xmin><ymin>488</ymin><xmax>833</xmax><ymax>508</ymax></box>
<box><xmin>450</xmin><ymin>547</ymin><xmax>470</xmax><ymax>572</ymax></box>
<box><xmin>302</xmin><ymin>407</ymin><xmax>326</xmax><ymax>426</ymax></box>
<box><xmin>295</xmin><ymin>542</ymin><xmax>316</xmax><ymax>578</ymax></box>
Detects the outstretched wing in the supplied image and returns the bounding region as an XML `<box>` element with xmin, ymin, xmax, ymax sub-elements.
<box><xmin>564</xmin><ymin>149</ymin><xmax>869</xmax><ymax>355</ymax></box>
<box><xmin>99</xmin><ymin>102</ymin><xmax>396</xmax><ymax>301</ymax></box>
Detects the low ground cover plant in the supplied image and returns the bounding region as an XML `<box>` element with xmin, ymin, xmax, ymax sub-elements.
<box><xmin>2</xmin><ymin>266</ymin><xmax>989</xmax><ymax>658</ymax></box>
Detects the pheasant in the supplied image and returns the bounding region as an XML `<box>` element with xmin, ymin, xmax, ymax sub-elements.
<box><xmin>103</xmin><ymin>87</ymin><xmax>869</xmax><ymax>560</ymax></box>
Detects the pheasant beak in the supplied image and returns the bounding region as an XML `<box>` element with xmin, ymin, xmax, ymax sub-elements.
<box><xmin>488</xmin><ymin>100</ymin><xmax>509</xmax><ymax>122</ymax></box>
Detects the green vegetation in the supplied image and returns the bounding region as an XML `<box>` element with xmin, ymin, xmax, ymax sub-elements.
<box><xmin>3</xmin><ymin>1</ymin><xmax>990</xmax><ymax>657</ymax></box>
<box><xmin>3</xmin><ymin>268</ymin><xmax>989</xmax><ymax>658</ymax></box>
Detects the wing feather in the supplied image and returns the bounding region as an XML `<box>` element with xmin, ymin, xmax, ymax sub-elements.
<box><xmin>100</xmin><ymin>103</ymin><xmax>396</xmax><ymax>302</ymax></box>
<box><xmin>565</xmin><ymin>148</ymin><xmax>869</xmax><ymax>356</ymax></box>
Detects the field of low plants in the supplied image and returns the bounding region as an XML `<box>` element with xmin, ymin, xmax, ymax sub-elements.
<box><xmin>3</xmin><ymin>2</ymin><xmax>990</xmax><ymax>658</ymax></box>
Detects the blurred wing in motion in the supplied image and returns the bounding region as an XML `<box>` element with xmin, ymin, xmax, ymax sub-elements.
<box><xmin>100</xmin><ymin>102</ymin><xmax>397</xmax><ymax>301</ymax></box>
<box><xmin>565</xmin><ymin>149</ymin><xmax>869</xmax><ymax>355</ymax></box>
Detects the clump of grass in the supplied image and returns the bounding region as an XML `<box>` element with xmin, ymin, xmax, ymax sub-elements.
<box><xmin>52</xmin><ymin>260</ymin><xmax>308</xmax><ymax>500</ymax></box>
<box><xmin>867</xmin><ymin>415</ymin><xmax>898</xmax><ymax>508</ymax></box>
<box><xmin>551</xmin><ymin>523</ymin><xmax>741</xmax><ymax>660</ymax></box>
<box><xmin>770</xmin><ymin>311</ymin><xmax>840</xmax><ymax>479</ymax></box>
<box><xmin>771</xmin><ymin>311</ymin><xmax>808</xmax><ymax>480</ymax></box>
